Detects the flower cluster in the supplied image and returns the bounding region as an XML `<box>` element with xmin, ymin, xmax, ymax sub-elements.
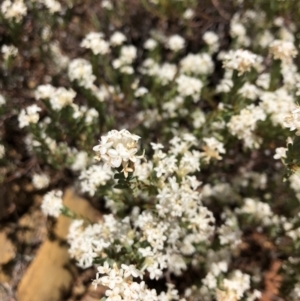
<box><xmin>284</xmin><ymin>106</ymin><xmax>300</xmax><ymax>135</ymax></box>
<box><xmin>35</xmin><ymin>85</ymin><xmax>76</xmax><ymax>111</ymax></box>
<box><xmin>41</xmin><ymin>190</ymin><xmax>63</xmax><ymax>218</ymax></box>
<box><xmin>18</xmin><ymin>105</ymin><xmax>42</xmax><ymax>128</ymax></box>
<box><xmin>227</xmin><ymin>105</ymin><xmax>266</xmax><ymax>148</ymax></box>
<box><xmin>269</xmin><ymin>40</ymin><xmax>298</xmax><ymax>64</ymax></box>
<box><xmin>81</xmin><ymin>32</ymin><xmax>110</xmax><ymax>55</ymax></box>
<box><xmin>93</xmin><ymin>130</ymin><xmax>144</xmax><ymax>177</ymax></box>
<box><xmin>4</xmin><ymin>1</ymin><xmax>300</xmax><ymax>300</ymax></box>
<box><xmin>222</xmin><ymin>49</ymin><xmax>259</xmax><ymax>76</ymax></box>
<box><xmin>1</xmin><ymin>0</ymin><xmax>27</xmax><ymax>22</ymax></box>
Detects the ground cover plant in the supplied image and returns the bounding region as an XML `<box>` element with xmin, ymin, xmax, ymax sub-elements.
<box><xmin>2</xmin><ymin>0</ymin><xmax>300</xmax><ymax>300</ymax></box>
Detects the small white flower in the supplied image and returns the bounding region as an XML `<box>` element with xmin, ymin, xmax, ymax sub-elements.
<box><xmin>49</xmin><ymin>87</ymin><xmax>76</xmax><ymax>111</ymax></box>
<box><xmin>202</xmin><ymin>31</ymin><xmax>219</xmax><ymax>50</ymax></box>
<box><xmin>270</xmin><ymin>40</ymin><xmax>298</xmax><ymax>64</ymax></box>
<box><xmin>150</xmin><ymin>142</ymin><xmax>164</xmax><ymax>150</ymax></box>
<box><xmin>121</xmin><ymin>264</ymin><xmax>143</xmax><ymax>278</ymax></box>
<box><xmin>180</xmin><ymin>53</ymin><xmax>214</xmax><ymax>76</ymax></box>
<box><xmin>32</xmin><ymin>173</ymin><xmax>50</xmax><ymax>190</ymax></box>
<box><xmin>110</xmin><ymin>31</ymin><xmax>126</xmax><ymax>46</ymax></box>
<box><xmin>183</xmin><ymin>8</ymin><xmax>194</xmax><ymax>20</ymax></box>
<box><xmin>35</xmin><ymin>84</ymin><xmax>56</xmax><ymax>100</ymax></box>
<box><xmin>167</xmin><ymin>35</ymin><xmax>185</xmax><ymax>52</ymax></box>
<box><xmin>81</xmin><ymin>32</ymin><xmax>110</xmax><ymax>55</ymax></box>
<box><xmin>238</xmin><ymin>83</ymin><xmax>259</xmax><ymax>100</ymax></box>
<box><xmin>134</xmin><ymin>87</ymin><xmax>148</xmax><ymax>97</ymax></box>
<box><xmin>201</xmin><ymin>137</ymin><xmax>226</xmax><ymax>162</ymax></box>
<box><xmin>1</xmin><ymin>0</ymin><xmax>27</xmax><ymax>22</ymax></box>
<box><xmin>41</xmin><ymin>190</ymin><xmax>63</xmax><ymax>218</ymax></box>
<box><xmin>0</xmin><ymin>95</ymin><xmax>6</xmax><ymax>106</ymax></box>
<box><xmin>284</xmin><ymin>107</ymin><xmax>300</xmax><ymax>135</ymax></box>
<box><xmin>18</xmin><ymin>105</ymin><xmax>42</xmax><ymax>128</ymax></box>
<box><xmin>68</xmin><ymin>58</ymin><xmax>96</xmax><ymax>89</ymax></box>
<box><xmin>79</xmin><ymin>164</ymin><xmax>113</xmax><ymax>196</ymax></box>
<box><xmin>93</xmin><ymin>129</ymin><xmax>144</xmax><ymax>178</ymax></box>
<box><xmin>102</xmin><ymin>0</ymin><xmax>113</xmax><ymax>9</ymax></box>
<box><xmin>273</xmin><ymin>147</ymin><xmax>287</xmax><ymax>160</ymax></box>
<box><xmin>41</xmin><ymin>0</ymin><xmax>62</xmax><ymax>14</ymax></box>
<box><xmin>144</xmin><ymin>38</ymin><xmax>158</xmax><ymax>50</ymax></box>
<box><xmin>222</xmin><ymin>49</ymin><xmax>259</xmax><ymax>76</ymax></box>
<box><xmin>119</xmin><ymin>45</ymin><xmax>137</xmax><ymax>65</ymax></box>
<box><xmin>1</xmin><ymin>44</ymin><xmax>18</xmax><ymax>60</ymax></box>
<box><xmin>176</xmin><ymin>75</ymin><xmax>203</xmax><ymax>102</ymax></box>
<box><xmin>0</xmin><ymin>145</ymin><xmax>5</xmax><ymax>159</ymax></box>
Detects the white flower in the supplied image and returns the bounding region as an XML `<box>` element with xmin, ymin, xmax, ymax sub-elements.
<box><xmin>167</xmin><ymin>35</ymin><xmax>185</xmax><ymax>52</ymax></box>
<box><xmin>150</xmin><ymin>142</ymin><xmax>164</xmax><ymax>150</ymax></box>
<box><xmin>18</xmin><ymin>105</ymin><xmax>42</xmax><ymax>128</ymax></box>
<box><xmin>218</xmin><ymin>270</ymin><xmax>251</xmax><ymax>300</ymax></box>
<box><xmin>50</xmin><ymin>42</ymin><xmax>70</xmax><ymax>70</ymax></box>
<box><xmin>85</xmin><ymin>108</ymin><xmax>98</xmax><ymax>124</ymax></box>
<box><xmin>79</xmin><ymin>164</ymin><xmax>113</xmax><ymax>196</ymax></box>
<box><xmin>247</xmin><ymin>290</ymin><xmax>262</xmax><ymax>301</ymax></box>
<box><xmin>121</xmin><ymin>264</ymin><xmax>143</xmax><ymax>278</ymax></box>
<box><xmin>0</xmin><ymin>95</ymin><xmax>6</xmax><ymax>106</ymax></box>
<box><xmin>134</xmin><ymin>87</ymin><xmax>148</xmax><ymax>97</ymax></box>
<box><xmin>227</xmin><ymin>105</ymin><xmax>266</xmax><ymax>148</ymax></box>
<box><xmin>260</xmin><ymin>89</ymin><xmax>294</xmax><ymax>126</ymax></box>
<box><xmin>270</xmin><ymin>40</ymin><xmax>298</xmax><ymax>64</ymax></box>
<box><xmin>283</xmin><ymin>107</ymin><xmax>300</xmax><ymax>135</ymax></box>
<box><xmin>70</xmin><ymin>150</ymin><xmax>89</xmax><ymax>171</ymax></box>
<box><xmin>81</xmin><ymin>32</ymin><xmax>110</xmax><ymax>55</ymax></box>
<box><xmin>230</xmin><ymin>22</ymin><xmax>246</xmax><ymax>39</ymax></box>
<box><xmin>274</xmin><ymin>147</ymin><xmax>287</xmax><ymax>160</ymax></box>
<box><xmin>238</xmin><ymin>198</ymin><xmax>272</xmax><ymax>223</ymax></box>
<box><xmin>0</xmin><ymin>145</ymin><xmax>5</xmax><ymax>159</ymax></box>
<box><xmin>201</xmin><ymin>137</ymin><xmax>226</xmax><ymax>162</ymax></box>
<box><xmin>290</xmin><ymin>173</ymin><xmax>300</xmax><ymax>194</ymax></box>
<box><xmin>176</xmin><ymin>75</ymin><xmax>203</xmax><ymax>102</ymax></box>
<box><xmin>119</xmin><ymin>45</ymin><xmax>137</xmax><ymax>64</ymax></box>
<box><xmin>216</xmin><ymin>78</ymin><xmax>234</xmax><ymax>93</ymax></box>
<box><xmin>1</xmin><ymin>0</ymin><xmax>27</xmax><ymax>22</ymax></box>
<box><xmin>32</xmin><ymin>173</ymin><xmax>50</xmax><ymax>190</ymax></box>
<box><xmin>119</xmin><ymin>65</ymin><xmax>134</xmax><ymax>74</ymax></box>
<box><xmin>183</xmin><ymin>8</ymin><xmax>194</xmax><ymax>20</ymax></box>
<box><xmin>144</xmin><ymin>38</ymin><xmax>158</xmax><ymax>50</ymax></box>
<box><xmin>35</xmin><ymin>84</ymin><xmax>56</xmax><ymax>100</ymax></box>
<box><xmin>49</xmin><ymin>87</ymin><xmax>76</xmax><ymax>110</ymax></box>
<box><xmin>1</xmin><ymin>44</ymin><xmax>18</xmax><ymax>60</ymax></box>
<box><xmin>202</xmin><ymin>272</ymin><xmax>217</xmax><ymax>289</ymax></box>
<box><xmin>93</xmin><ymin>129</ymin><xmax>144</xmax><ymax>177</ymax></box>
<box><xmin>180</xmin><ymin>53</ymin><xmax>214</xmax><ymax>76</ymax></box>
<box><xmin>92</xmin><ymin>85</ymin><xmax>112</xmax><ymax>102</ymax></box>
<box><xmin>97</xmin><ymin>261</ymin><xmax>111</xmax><ymax>275</ymax></box>
<box><xmin>110</xmin><ymin>31</ymin><xmax>126</xmax><ymax>46</ymax></box>
<box><xmin>68</xmin><ymin>58</ymin><xmax>96</xmax><ymax>89</ymax></box>
<box><xmin>102</xmin><ymin>0</ymin><xmax>113</xmax><ymax>9</ymax></box>
<box><xmin>238</xmin><ymin>83</ymin><xmax>259</xmax><ymax>100</ymax></box>
<box><xmin>154</xmin><ymin>63</ymin><xmax>177</xmax><ymax>85</ymax></box>
<box><xmin>258</xmin><ymin>30</ymin><xmax>274</xmax><ymax>49</ymax></box>
<box><xmin>192</xmin><ymin>109</ymin><xmax>206</xmax><ymax>129</ymax></box>
<box><xmin>40</xmin><ymin>0</ymin><xmax>61</xmax><ymax>14</ymax></box>
<box><xmin>256</xmin><ymin>73</ymin><xmax>270</xmax><ymax>90</ymax></box>
<box><xmin>41</xmin><ymin>190</ymin><xmax>63</xmax><ymax>218</ymax></box>
<box><xmin>222</xmin><ymin>49</ymin><xmax>259</xmax><ymax>76</ymax></box>
<box><xmin>203</xmin><ymin>31</ymin><xmax>219</xmax><ymax>53</ymax></box>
